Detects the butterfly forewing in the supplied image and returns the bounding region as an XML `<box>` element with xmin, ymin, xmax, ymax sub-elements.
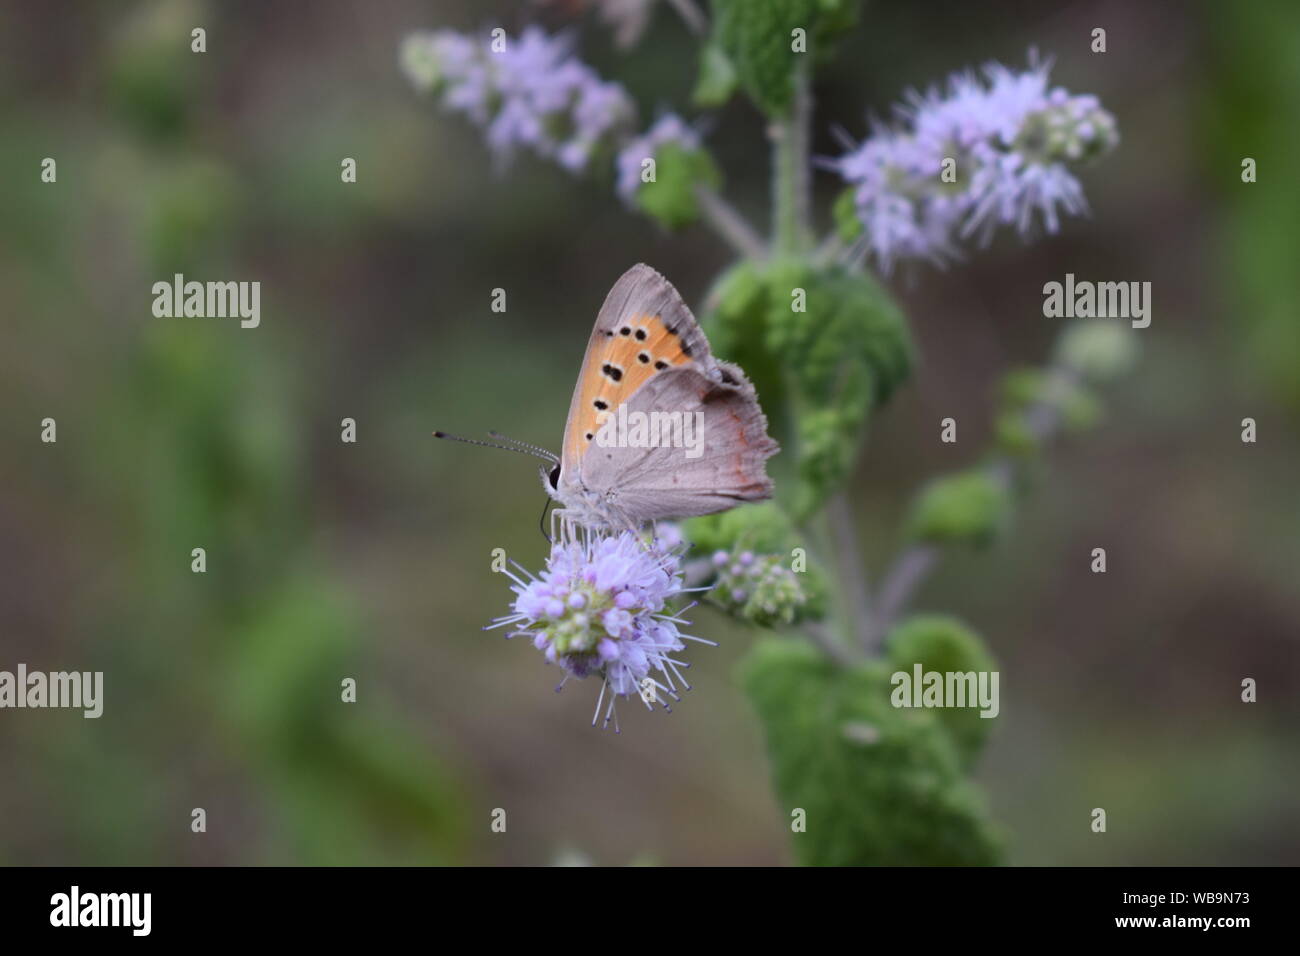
<box><xmin>560</xmin><ymin>264</ymin><xmax>711</xmax><ymax>478</ymax></box>
<box><xmin>557</xmin><ymin>263</ymin><xmax>778</xmax><ymax>526</ymax></box>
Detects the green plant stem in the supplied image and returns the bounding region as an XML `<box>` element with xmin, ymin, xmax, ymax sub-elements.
<box><xmin>771</xmin><ymin>62</ymin><xmax>812</xmax><ymax>255</ymax></box>
<box><xmin>815</xmin><ymin>232</ymin><xmax>846</xmax><ymax>266</ymax></box>
<box><xmin>802</xmin><ymin>619</ymin><xmax>856</xmax><ymax>667</ymax></box>
<box><xmin>694</xmin><ymin>185</ymin><xmax>768</xmax><ymax>260</ymax></box>
<box><xmin>867</xmin><ymin>544</ymin><xmax>939</xmax><ymax>652</ymax></box>
<box><xmin>827</xmin><ymin>491</ymin><xmax>872</xmax><ymax>647</ymax></box>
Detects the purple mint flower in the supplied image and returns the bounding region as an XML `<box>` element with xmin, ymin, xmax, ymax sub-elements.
<box><xmin>488</xmin><ymin>526</ymin><xmax>712</xmax><ymax>732</ymax></box>
<box><xmin>708</xmin><ymin>547</ymin><xmax>808</xmax><ymax>627</ymax></box>
<box><xmin>830</xmin><ymin>55</ymin><xmax>1117</xmax><ymax>271</ymax></box>
<box><xmin>615</xmin><ymin>113</ymin><xmax>703</xmax><ymax>203</ymax></box>
<box><xmin>403</xmin><ymin>26</ymin><xmax>635</xmax><ymax>174</ymax></box>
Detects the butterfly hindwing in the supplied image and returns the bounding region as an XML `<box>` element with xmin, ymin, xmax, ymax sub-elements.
<box><xmin>556</xmin><ymin>264</ymin><xmax>779</xmax><ymax>527</ymax></box>
<box><xmin>579</xmin><ymin>360</ymin><xmax>777</xmax><ymax>523</ymax></box>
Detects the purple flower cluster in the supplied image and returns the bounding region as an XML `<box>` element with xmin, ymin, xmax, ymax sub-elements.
<box><xmin>831</xmin><ymin>57</ymin><xmax>1118</xmax><ymax>271</ymax></box>
<box><xmin>709</xmin><ymin>548</ymin><xmax>806</xmax><ymax>627</ymax></box>
<box><xmin>401</xmin><ymin>27</ymin><xmax>636</xmax><ymax>173</ymax></box>
<box><xmin>490</xmin><ymin>527</ymin><xmax>708</xmax><ymax>731</ymax></box>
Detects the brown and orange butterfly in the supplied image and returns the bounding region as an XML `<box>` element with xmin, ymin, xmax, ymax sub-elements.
<box><xmin>440</xmin><ymin>264</ymin><xmax>778</xmax><ymax>531</ymax></box>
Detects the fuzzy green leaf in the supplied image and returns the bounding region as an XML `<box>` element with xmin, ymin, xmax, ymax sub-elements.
<box><xmin>632</xmin><ymin>143</ymin><xmax>720</xmax><ymax>230</ymax></box>
<box><xmin>886</xmin><ymin>616</ymin><xmax>998</xmax><ymax>770</ymax></box>
<box><xmin>703</xmin><ymin>260</ymin><xmax>912</xmax><ymax>518</ymax></box>
<box><xmin>693</xmin><ymin>42</ymin><xmax>738</xmax><ymax>108</ymax></box>
<box><xmin>741</xmin><ymin>638</ymin><xmax>1002</xmax><ymax>866</ymax></box>
<box><xmin>712</xmin><ymin>0</ymin><xmax>860</xmax><ymax>116</ymax></box>
<box><xmin>832</xmin><ymin>186</ymin><xmax>863</xmax><ymax>241</ymax></box>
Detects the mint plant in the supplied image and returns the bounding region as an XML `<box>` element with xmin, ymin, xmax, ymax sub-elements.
<box><xmin>404</xmin><ymin>1</ymin><xmax>1132</xmax><ymax>865</ymax></box>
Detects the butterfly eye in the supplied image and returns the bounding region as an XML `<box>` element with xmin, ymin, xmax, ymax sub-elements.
<box><xmin>548</xmin><ymin>464</ymin><xmax>561</xmax><ymax>489</ymax></box>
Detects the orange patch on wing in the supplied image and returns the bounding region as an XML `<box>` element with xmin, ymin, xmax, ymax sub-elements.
<box><xmin>565</xmin><ymin>313</ymin><xmax>693</xmax><ymax>462</ymax></box>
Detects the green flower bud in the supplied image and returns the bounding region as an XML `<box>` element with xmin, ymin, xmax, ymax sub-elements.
<box><xmin>1055</xmin><ymin>321</ymin><xmax>1139</xmax><ymax>381</ymax></box>
<box><xmin>906</xmin><ymin>470</ymin><xmax>1010</xmax><ymax>547</ymax></box>
<box><xmin>399</xmin><ymin>33</ymin><xmax>444</xmax><ymax>93</ymax></box>
<box><xmin>686</xmin><ymin>503</ymin><xmax>827</xmax><ymax>624</ymax></box>
<box><xmin>710</xmin><ymin>550</ymin><xmax>808</xmax><ymax>627</ymax></box>
<box><xmin>992</xmin><ymin>410</ymin><xmax>1038</xmax><ymax>458</ymax></box>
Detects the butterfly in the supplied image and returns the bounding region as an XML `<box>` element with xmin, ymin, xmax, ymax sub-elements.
<box><xmin>439</xmin><ymin>263</ymin><xmax>778</xmax><ymax>532</ymax></box>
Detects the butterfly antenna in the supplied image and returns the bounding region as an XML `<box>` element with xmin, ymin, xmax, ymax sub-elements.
<box><xmin>487</xmin><ymin>431</ymin><xmax>559</xmax><ymax>464</ymax></box>
<box><xmin>432</xmin><ymin>430</ymin><xmax>555</xmax><ymax>463</ymax></box>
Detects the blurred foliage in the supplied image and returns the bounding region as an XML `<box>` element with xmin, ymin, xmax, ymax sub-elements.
<box><xmin>0</xmin><ymin>0</ymin><xmax>470</xmax><ymax>866</ymax></box>
<box><xmin>741</xmin><ymin>636</ymin><xmax>1001</xmax><ymax>866</ymax></box>
<box><xmin>105</xmin><ymin>0</ymin><xmax>205</xmax><ymax>143</ymax></box>
<box><xmin>1203</xmin><ymin>0</ymin><xmax>1300</xmax><ymax>413</ymax></box>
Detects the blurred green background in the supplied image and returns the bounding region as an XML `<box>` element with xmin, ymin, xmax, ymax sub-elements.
<box><xmin>1</xmin><ymin>0</ymin><xmax>1297</xmax><ymax>865</ymax></box>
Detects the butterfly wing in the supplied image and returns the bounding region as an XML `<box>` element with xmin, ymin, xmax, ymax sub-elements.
<box><xmin>582</xmin><ymin>360</ymin><xmax>777</xmax><ymax>523</ymax></box>
<box><xmin>558</xmin><ymin>263</ymin><xmax>778</xmax><ymax>524</ymax></box>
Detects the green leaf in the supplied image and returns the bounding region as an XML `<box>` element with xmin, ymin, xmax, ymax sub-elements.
<box><xmin>713</xmin><ymin>0</ymin><xmax>806</xmax><ymax>115</ymax></box>
<box><xmin>693</xmin><ymin>43</ymin><xmax>738</xmax><ymax>108</ymax></box>
<box><xmin>886</xmin><ymin>616</ymin><xmax>998</xmax><ymax>769</ymax></box>
<box><xmin>741</xmin><ymin>638</ymin><xmax>1002</xmax><ymax>865</ymax></box>
<box><xmin>703</xmin><ymin>260</ymin><xmax>912</xmax><ymax>518</ymax></box>
<box><xmin>632</xmin><ymin>143</ymin><xmax>720</xmax><ymax>230</ymax></box>
<box><xmin>711</xmin><ymin>0</ymin><xmax>859</xmax><ymax>116</ymax></box>
<box><xmin>992</xmin><ymin>409</ymin><xmax>1038</xmax><ymax>458</ymax></box>
<box><xmin>832</xmin><ymin>186</ymin><xmax>863</xmax><ymax>241</ymax></box>
<box><xmin>685</xmin><ymin>500</ymin><xmax>797</xmax><ymax>555</ymax></box>
<box><xmin>906</xmin><ymin>470</ymin><xmax>1010</xmax><ymax>547</ymax></box>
